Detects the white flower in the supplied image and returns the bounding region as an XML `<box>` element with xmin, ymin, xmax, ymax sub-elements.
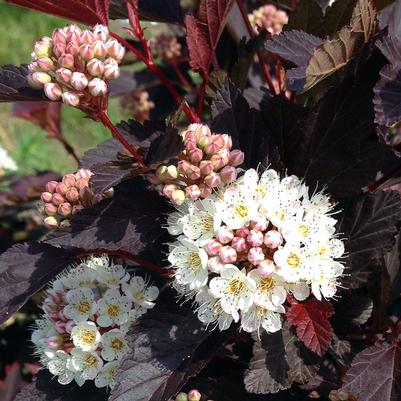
<box><xmin>0</xmin><ymin>146</ymin><xmax>17</xmax><ymax>172</ymax></box>
<box><xmin>310</xmin><ymin>261</ymin><xmax>344</xmax><ymax>300</ymax></box>
<box><xmin>31</xmin><ymin>318</ymin><xmax>56</xmax><ymax>349</ymax></box>
<box><xmin>92</xmin><ymin>263</ymin><xmax>130</xmax><ymax>288</ymax></box>
<box><xmin>63</xmin><ymin>287</ymin><xmax>97</xmax><ymax>323</ymax></box>
<box><xmin>195</xmin><ymin>288</ymin><xmax>237</xmax><ymax>330</ymax></box>
<box><xmin>289</xmin><ymin>282</ymin><xmax>310</xmax><ymax>301</ymax></box>
<box><xmin>247</xmin><ymin>270</ymin><xmax>287</xmax><ymax>313</ymax></box>
<box><xmin>95</xmin><ymin>361</ymin><xmax>118</xmax><ymax>389</ymax></box>
<box><xmin>273</xmin><ymin>245</ymin><xmax>310</xmax><ymax>283</ymax></box>
<box><xmin>241</xmin><ymin>305</ymin><xmax>282</xmax><ymax>334</ymax></box>
<box><xmin>209</xmin><ymin>264</ymin><xmax>256</xmax><ymax>314</ymax></box>
<box><xmin>122</xmin><ymin>276</ymin><xmax>159</xmax><ymax>309</ymax></box>
<box><xmin>168</xmin><ymin>238</ymin><xmax>208</xmax><ymax>289</ymax></box>
<box><xmin>97</xmin><ymin>288</ymin><xmax>132</xmax><ymax>327</ymax></box>
<box><xmin>166</xmin><ymin>203</ymin><xmax>189</xmax><ymax>236</ymax></box>
<box><xmin>71</xmin><ymin>322</ymin><xmax>101</xmax><ymax>352</ymax></box>
<box><xmin>329</xmin><ymin>238</ymin><xmax>345</xmax><ymax>258</ymax></box>
<box><xmin>45</xmin><ymin>350</ymin><xmax>74</xmax><ymax>385</ymax></box>
<box><xmin>58</xmin><ymin>266</ymin><xmax>97</xmax><ymax>290</ymax></box>
<box><xmin>100</xmin><ymin>329</ymin><xmax>128</xmax><ymax>361</ymax></box>
<box><xmin>70</xmin><ymin>348</ymin><xmax>103</xmax><ymax>386</ymax></box>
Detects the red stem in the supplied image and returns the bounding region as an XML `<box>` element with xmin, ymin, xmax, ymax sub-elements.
<box><xmin>236</xmin><ymin>0</ymin><xmax>277</xmax><ymax>95</ymax></box>
<box><xmin>97</xmin><ymin>110</ymin><xmax>145</xmax><ymax>166</ymax></box>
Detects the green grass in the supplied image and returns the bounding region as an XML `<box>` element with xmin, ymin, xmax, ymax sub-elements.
<box><xmin>0</xmin><ymin>3</ymin><xmax>128</xmax><ymax>175</ymax></box>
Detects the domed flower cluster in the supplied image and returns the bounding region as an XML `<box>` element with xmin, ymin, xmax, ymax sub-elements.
<box><xmin>31</xmin><ymin>256</ymin><xmax>159</xmax><ymax>389</ymax></box>
<box><xmin>0</xmin><ymin>145</ymin><xmax>17</xmax><ymax>175</ymax></box>
<box><xmin>150</xmin><ymin>124</ymin><xmax>244</xmax><ymax>205</ymax></box>
<box><xmin>167</xmin><ymin>168</ymin><xmax>345</xmax><ymax>334</ymax></box>
<box><xmin>40</xmin><ymin>169</ymin><xmax>113</xmax><ymax>229</ymax></box>
<box><xmin>28</xmin><ymin>24</ymin><xmax>125</xmax><ymax>109</ymax></box>
<box><xmin>150</xmin><ymin>34</ymin><xmax>182</xmax><ymax>64</ymax></box>
<box><xmin>248</xmin><ymin>5</ymin><xmax>288</xmax><ymax>36</ymax></box>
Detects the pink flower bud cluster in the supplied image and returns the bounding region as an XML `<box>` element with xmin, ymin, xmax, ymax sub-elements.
<box><xmin>172</xmin><ymin>389</ymin><xmax>202</xmax><ymax>401</ymax></box>
<box><xmin>121</xmin><ymin>90</ymin><xmax>155</xmax><ymax>122</ymax></box>
<box><xmin>150</xmin><ymin>34</ymin><xmax>182</xmax><ymax>63</ymax></box>
<box><xmin>150</xmin><ymin>124</ymin><xmax>244</xmax><ymax>205</ymax></box>
<box><xmin>40</xmin><ymin>169</ymin><xmax>113</xmax><ymax>228</ymax></box>
<box><xmin>248</xmin><ymin>5</ymin><xmax>288</xmax><ymax>36</ymax></box>
<box><xmin>206</xmin><ymin>217</ymin><xmax>283</xmax><ymax>274</ymax></box>
<box><xmin>28</xmin><ymin>24</ymin><xmax>125</xmax><ymax>108</ymax></box>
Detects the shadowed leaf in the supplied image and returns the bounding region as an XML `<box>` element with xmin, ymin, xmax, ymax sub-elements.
<box><xmin>284</xmin><ymin>0</ymin><xmax>324</xmax><ymax>37</ymax></box>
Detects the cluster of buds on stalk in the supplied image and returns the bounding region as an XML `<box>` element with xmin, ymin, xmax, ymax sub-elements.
<box><xmin>40</xmin><ymin>169</ymin><xmax>113</xmax><ymax>229</ymax></box>
<box><xmin>149</xmin><ymin>124</ymin><xmax>245</xmax><ymax>205</ymax></box>
<box><xmin>27</xmin><ymin>24</ymin><xmax>125</xmax><ymax>113</ymax></box>
<box><xmin>121</xmin><ymin>90</ymin><xmax>155</xmax><ymax>122</ymax></box>
<box><xmin>171</xmin><ymin>390</ymin><xmax>203</xmax><ymax>401</ymax></box>
<box><xmin>150</xmin><ymin>34</ymin><xmax>182</xmax><ymax>64</ymax></box>
<box><xmin>248</xmin><ymin>5</ymin><xmax>288</xmax><ymax>36</ymax></box>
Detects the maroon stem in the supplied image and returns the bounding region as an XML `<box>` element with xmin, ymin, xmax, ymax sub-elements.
<box><xmin>97</xmin><ymin>110</ymin><xmax>145</xmax><ymax>166</ymax></box>
<box><xmin>236</xmin><ymin>0</ymin><xmax>277</xmax><ymax>95</ymax></box>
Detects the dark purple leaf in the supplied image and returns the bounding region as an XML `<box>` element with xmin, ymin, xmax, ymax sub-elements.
<box><xmin>337</xmin><ymin>191</ymin><xmax>401</xmax><ymax>289</ymax></box>
<box><xmin>284</xmin><ymin>0</ymin><xmax>324</xmax><ymax>37</ymax></box>
<box><xmin>322</xmin><ymin>0</ymin><xmax>358</xmax><ymax>36</ymax></box>
<box><xmin>110</xmin><ymin>302</ymin><xmax>232</xmax><ymax>401</ymax></box>
<box><xmin>342</xmin><ymin>341</ymin><xmax>401</xmax><ymax>401</ymax></box>
<box><xmin>376</xmin><ymin>35</ymin><xmax>401</xmax><ymax>66</ymax></box>
<box><xmin>45</xmin><ymin>180</ymin><xmax>170</xmax><ymax>254</ymax></box>
<box><xmin>0</xmin><ymin>242</ymin><xmax>78</xmax><ymax>324</ymax></box>
<box><xmin>0</xmin><ymin>65</ymin><xmax>45</xmax><ymax>102</ymax></box>
<box><xmin>378</xmin><ymin>0</ymin><xmax>401</xmax><ymax>41</ymax></box>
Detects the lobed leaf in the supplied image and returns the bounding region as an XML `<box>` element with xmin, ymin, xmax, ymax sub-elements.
<box><xmin>284</xmin><ymin>0</ymin><xmax>324</xmax><ymax>37</ymax></box>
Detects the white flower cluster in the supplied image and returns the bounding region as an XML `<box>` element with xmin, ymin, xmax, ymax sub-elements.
<box><xmin>31</xmin><ymin>256</ymin><xmax>159</xmax><ymax>388</ymax></box>
<box><xmin>0</xmin><ymin>145</ymin><xmax>17</xmax><ymax>174</ymax></box>
<box><xmin>167</xmin><ymin>168</ymin><xmax>345</xmax><ymax>335</ymax></box>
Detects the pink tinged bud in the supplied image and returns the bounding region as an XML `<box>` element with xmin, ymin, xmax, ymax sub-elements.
<box><xmin>92</xmin><ymin>40</ymin><xmax>108</xmax><ymax>58</ymax></box>
<box><xmin>81</xmin><ymin>30</ymin><xmax>95</xmax><ymax>44</ymax></box>
<box><xmin>220</xmin><ymin>246</ymin><xmax>237</xmax><ymax>263</ymax></box>
<box><xmin>175</xmin><ymin>393</ymin><xmax>188</xmax><ymax>401</ymax></box>
<box><xmin>93</xmin><ymin>24</ymin><xmax>109</xmax><ymax>41</ymax></box>
<box><xmin>229</xmin><ymin>149</ymin><xmax>245</xmax><ymax>167</ymax></box>
<box><xmin>104</xmin><ymin>57</ymin><xmax>118</xmax><ymax>67</ymax></box>
<box><xmin>66</xmin><ymin>24</ymin><xmax>82</xmax><ymax>36</ymax></box>
<box><xmin>65</xmin><ymin>187</ymin><xmax>78</xmax><ymax>202</ymax></box>
<box><xmin>79</xmin><ymin>44</ymin><xmax>95</xmax><ymax>60</ymax></box>
<box><xmin>44</xmin><ymin>83</ymin><xmax>62</xmax><ymax>101</ymax></box>
<box><xmin>44</xmin><ymin>203</ymin><xmax>58</xmax><ymax>216</ymax></box>
<box><xmin>185</xmin><ymin>184</ymin><xmax>201</xmax><ymax>201</ymax></box>
<box><xmin>41</xmin><ymin>192</ymin><xmax>53</xmax><ymax>203</ymax></box>
<box><xmin>28</xmin><ymin>62</ymin><xmax>41</xmax><ymax>72</ymax></box>
<box><xmin>58</xmin><ymin>54</ymin><xmax>74</xmax><ymax>69</ymax></box>
<box><xmin>188</xmin><ymin>148</ymin><xmax>203</xmax><ymax>163</ymax></box>
<box><xmin>58</xmin><ymin>202</ymin><xmax>72</xmax><ymax>217</ymax></box>
<box><xmin>211</xmin><ymin>135</ymin><xmax>226</xmax><ymax>149</ymax></box>
<box><xmin>62</xmin><ymin>91</ymin><xmax>80</xmax><ymax>107</ymax></box>
<box><xmin>185</xmin><ymin>140</ymin><xmax>197</xmax><ymax>151</ymax></box>
<box><xmin>162</xmin><ymin>184</ymin><xmax>177</xmax><ymax>198</ymax></box>
<box><xmin>199</xmin><ymin>160</ymin><xmax>214</xmax><ymax>175</ymax></box>
<box><xmin>188</xmin><ymin>390</ymin><xmax>201</xmax><ymax>401</ymax></box>
<box><xmin>207</xmin><ymin>256</ymin><xmax>224</xmax><ymax>273</ymax></box>
<box><xmin>37</xmin><ymin>56</ymin><xmax>55</xmax><ymax>71</ymax></box>
<box><xmin>231</xmin><ymin>236</ymin><xmax>248</xmax><ymax>253</ymax></box>
<box><xmin>54</xmin><ymin>321</ymin><xmax>66</xmax><ymax>334</ymax></box>
<box><xmin>62</xmin><ymin>173</ymin><xmax>76</xmax><ymax>187</ymax></box>
<box><xmin>199</xmin><ymin>184</ymin><xmax>212</xmax><ymax>198</ymax></box>
<box><xmin>47</xmin><ymin>338</ymin><xmax>61</xmax><ymax>349</ymax></box>
<box><xmin>63</xmin><ymin>341</ymin><xmax>74</xmax><ymax>353</ymax></box>
<box><xmin>65</xmin><ymin>320</ymin><xmax>75</xmax><ymax>333</ymax></box>
<box><xmin>248</xmin><ymin>247</ymin><xmax>265</xmax><ymax>265</ymax></box>
<box><xmin>30</xmin><ymin>72</ymin><xmax>51</xmax><ymax>88</ymax></box>
<box><xmin>251</xmin><ymin>216</ymin><xmax>269</xmax><ymax>232</ymax></box>
<box><xmin>44</xmin><ymin>216</ymin><xmax>59</xmax><ymax>228</ymax></box>
<box><xmin>67</xmin><ymin>30</ymin><xmax>81</xmax><ymax>45</ymax></box>
<box><xmin>206</xmin><ymin>240</ymin><xmax>223</xmax><ymax>256</ymax></box>
<box><xmin>204</xmin><ymin>142</ymin><xmax>219</xmax><ymax>155</ymax></box>
<box><xmin>216</xmin><ymin>225</ymin><xmax>234</xmax><ymax>244</ymax></box>
<box><xmin>88</xmin><ymin>78</ymin><xmax>107</xmax><ymax>96</ymax></box>
<box><xmin>219</xmin><ymin>165</ymin><xmax>237</xmax><ymax>183</ymax></box>
<box><xmin>264</xmin><ymin>230</ymin><xmax>283</xmax><ymax>249</ymax></box>
<box><xmin>71</xmin><ymin>72</ymin><xmax>88</xmax><ymax>90</ymax></box>
<box><xmin>222</xmin><ymin>134</ymin><xmax>233</xmax><ymax>149</ymax></box>
<box><xmin>46</xmin><ymin>181</ymin><xmax>58</xmax><ymax>193</ymax></box>
<box><xmin>103</xmin><ymin>63</ymin><xmax>120</xmax><ymax>80</ymax></box>
<box><xmin>197</xmin><ymin>135</ymin><xmax>209</xmax><ymax>148</ymax></box>
<box><xmin>53</xmin><ymin>43</ymin><xmax>66</xmax><ymax>58</ymax></box>
<box><xmin>235</xmin><ymin>227</ymin><xmax>250</xmax><ymax>238</ymax></box>
<box><xmin>55</xmin><ymin>183</ymin><xmax>68</xmax><ymax>196</ymax></box>
<box><xmin>34</xmin><ymin>40</ymin><xmax>51</xmax><ymax>58</ymax></box>
<box><xmin>66</xmin><ymin>42</ymin><xmax>79</xmax><ymax>56</ymax></box>
<box><xmin>76</xmin><ymin>168</ymin><xmax>93</xmax><ymax>180</ymax></box>
<box><xmin>166</xmin><ymin>165</ymin><xmax>178</xmax><ymax>180</ymax></box>
<box><xmin>55</xmin><ymin>68</ymin><xmax>72</xmax><ymax>83</ymax></box>
<box><xmin>184</xmin><ymin>131</ymin><xmax>197</xmax><ymax>143</ymax></box>
<box><xmin>86</xmin><ymin>58</ymin><xmax>104</xmax><ymax>76</ymax></box>
<box><xmin>247</xmin><ymin>229</ymin><xmax>264</xmax><ymax>247</ymax></box>
<box><xmin>106</xmin><ymin>39</ymin><xmax>125</xmax><ymax>60</ymax></box>
<box><xmin>258</xmin><ymin>260</ymin><xmax>276</xmax><ymax>276</ymax></box>
<box><xmin>53</xmin><ymin>28</ymin><xmax>67</xmax><ymax>44</ymax></box>
<box><xmin>210</xmin><ymin>154</ymin><xmax>227</xmax><ymax>171</ymax></box>
<box><xmin>171</xmin><ymin>189</ymin><xmax>186</xmax><ymax>205</ymax></box>
<box><xmin>204</xmin><ymin>172</ymin><xmax>221</xmax><ymax>188</ymax></box>
<box><xmin>75</xmin><ymin>177</ymin><xmax>89</xmax><ymax>191</ymax></box>
<box><xmin>52</xmin><ymin>193</ymin><xmax>65</xmax><ymax>206</ymax></box>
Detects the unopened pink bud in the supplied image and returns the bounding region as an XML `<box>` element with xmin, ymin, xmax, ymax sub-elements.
<box><xmin>166</xmin><ymin>165</ymin><xmax>178</xmax><ymax>180</ymax></box>
<box><xmin>222</xmin><ymin>134</ymin><xmax>232</xmax><ymax>149</ymax></box>
<box><xmin>65</xmin><ymin>320</ymin><xmax>75</xmax><ymax>333</ymax></box>
<box><xmin>34</xmin><ymin>39</ymin><xmax>52</xmax><ymax>58</ymax></box>
<box><xmin>92</xmin><ymin>40</ymin><xmax>108</xmax><ymax>58</ymax></box>
<box><xmin>52</xmin><ymin>193</ymin><xmax>65</xmax><ymax>206</ymax></box>
<box><xmin>75</xmin><ymin>178</ymin><xmax>89</xmax><ymax>191</ymax></box>
<box><xmin>206</xmin><ymin>240</ymin><xmax>223</xmax><ymax>256</ymax></box>
<box><xmin>248</xmin><ymin>247</ymin><xmax>265</xmax><ymax>265</ymax></box>
<box><xmin>219</xmin><ymin>165</ymin><xmax>237</xmax><ymax>183</ymax></box>
<box><xmin>56</xmin><ymin>183</ymin><xmax>68</xmax><ymax>196</ymax></box>
<box><xmin>86</xmin><ymin>58</ymin><xmax>104</xmax><ymax>77</ymax></box>
<box><xmin>76</xmin><ymin>169</ymin><xmax>92</xmax><ymax>180</ymax></box>
<box><xmin>79</xmin><ymin>44</ymin><xmax>95</xmax><ymax>60</ymax></box>
<box><xmin>216</xmin><ymin>226</ymin><xmax>234</xmax><ymax>244</ymax></box>
<box><xmin>52</xmin><ymin>28</ymin><xmax>67</xmax><ymax>44</ymax></box>
<box><xmin>88</xmin><ymin>78</ymin><xmax>107</xmax><ymax>96</ymax></box>
<box><xmin>58</xmin><ymin>54</ymin><xmax>74</xmax><ymax>69</ymax></box>
<box><xmin>28</xmin><ymin>62</ymin><xmax>41</xmax><ymax>72</ymax></box>
<box><xmin>162</xmin><ymin>184</ymin><xmax>177</xmax><ymax>198</ymax></box>
<box><xmin>204</xmin><ymin>172</ymin><xmax>221</xmax><ymax>188</ymax></box>
<box><xmin>171</xmin><ymin>189</ymin><xmax>186</xmax><ymax>205</ymax></box>
<box><xmin>30</xmin><ymin>72</ymin><xmax>51</xmax><ymax>88</ymax></box>
<box><xmin>204</xmin><ymin>142</ymin><xmax>219</xmax><ymax>155</ymax></box>
<box><xmin>46</xmin><ymin>181</ymin><xmax>58</xmax><ymax>193</ymax></box>
<box><xmin>229</xmin><ymin>149</ymin><xmax>245</xmax><ymax>167</ymax></box>
<box><xmin>188</xmin><ymin>148</ymin><xmax>203</xmax><ymax>164</ymax></box>
<box><xmin>264</xmin><ymin>230</ymin><xmax>283</xmax><ymax>249</ymax></box>
<box><xmin>231</xmin><ymin>236</ymin><xmax>248</xmax><ymax>253</ymax></box>
<box><xmin>71</xmin><ymin>72</ymin><xmax>88</xmax><ymax>90</ymax></box>
<box><xmin>258</xmin><ymin>260</ymin><xmax>276</xmax><ymax>276</ymax></box>
<box><xmin>199</xmin><ymin>184</ymin><xmax>212</xmax><ymax>198</ymax></box>
<box><xmin>185</xmin><ymin>184</ymin><xmax>201</xmax><ymax>201</ymax></box>
<box><xmin>62</xmin><ymin>91</ymin><xmax>80</xmax><ymax>107</ymax></box>
<box><xmin>44</xmin><ymin>203</ymin><xmax>58</xmax><ymax>216</ymax></box>
<box><xmin>247</xmin><ymin>229</ymin><xmax>264</xmax><ymax>247</ymax></box>
<box><xmin>81</xmin><ymin>29</ymin><xmax>95</xmax><ymax>44</ymax></box>
<box><xmin>220</xmin><ymin>245</ymin><xmax>237</xmax><ymax>263</ymax></box>
<box><xmin>41</xmin><ymin>192</ymin><xmax>53</xmax><ymax>203</ymax></box>
<box><xmin>199</xmin><ymin>161</ymin><xmax>213</xmax><ymax>176</ymax></box>
<box><xmin>103</xmin><ymin>63</ymin><xmax>120</xmax><ymax>80</ymax></box>
<box><xmin>66</xmin><ymin>42</ymin><xmax>79</xmax><ymax>56</ymax></box>
<box><xmin>44</xmin><ymin>216</ymin><xmax>59</xmax><ymax>228</ymax></box>
<box><xmin>104</xmin><ymin>57</ymin><xmax>118</xmax><ymax>67</ymax></box>
<box><xmin>37</xmin><ymin>56</ymin><xmax>55</xmax><ymax>71</ymax></box>
<box><xmin>53</xmin><ymin>43</ymin><xmax>66</xmax><ymax>58</ymax></box>
<box><xmin>211</xmin><ymin>135</ymin><xmax>225</xmax><ymax>149</ymax></box>
<box><xmin>55</xmin><ymin>68</ymin><xmax>72</xmax><ymax>83</ymax></box>
<box><xmin>66</xmin><ymin>24</ymin><xmax>82</xmax><ymax>37</ymax></box>
<box><xmin>189</xmin><ymin>123</ymin><xmax>211</xmax><ymax>139</ymax></box>
<box><xmin>106</xmin><ymin>39</ymin><xmax>125</xmax><ymax>60</ymax></box>
<box><xmin>184</xmin><ymin>131</ymin><xmax>197</xmax><ymax>143</ymax></box>
<box><xmin>235</xmin><ymin>227</ymin><xmax>250</xmax><ymax>238</ymax></box>
<box><xmin>211</xmin><ymin>154</ymin><xmax>228</xmax><ymax>170</ymax></box>
<box><xmin>207</xmin><ymin>256</ymin><xmax>223</xmax><ymax>273</ymax></box>
<box><xmin>251</xmin><ymin>216</ymin><xmax>269</xmax><ymax>232</ymax></box>
<box><xmin>62</xmin><ymin>173</ymin><xmax>76</xmax><ymax>187</ymax></box>
<box><xmin>54</xmin><ymin>321</ymin><xmax>66</xmax><ymax>334</ymax></box>
<box><xmin>93</xmin><ymin>24</ymin><xmax>109</xmax><ymax>41</ymax></box>
<box><xmin>47</xmin><ymin>338</ymin><xmax>61</xmax><ymax>349</ymax></box>
<box><xmin>44</xmin><ymin>83</ymin><xmax>62</xmax><ymax>101</ymax></box>
<box><xmin>188</xmin><ymin>390</ymin><xmax>201</xmax><ymax>401</ymax></box>
<box><xmin>58</xmin><ymin>202</ymin><xmax>72</xmax><ymax>217</ymax></box>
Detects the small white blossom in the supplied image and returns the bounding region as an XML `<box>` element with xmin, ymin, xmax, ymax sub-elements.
<box><xmin>122</xmin><ymin>276</ymin><xmax>159</xmax><ymax>309</ymax></box>
<box><xmin>63</xmin><ymin>287</ymin><xmax>97</xmax><ymax>323</ymax></box>
<box><xmin>0</xmin><ymin>145</ymin><xmax>17</xmax><ymax>172</ymax></box>
<box><xmin>95</xmin><ymin>361</ymin><xmax>119</xmax><ymax>388</ymax></box>
<box><xmin>46</xmin><ymin>350</ymin><xmax>74</xmax><ymax>385</ymax></box>
<box><xmin>70</xmin><ymin>348</ymin><xmax>103</xmax><ymax>386</ymax></box>
<box><xmin>71</xmin><ymin>322</ymin><xmax>101</xmax><ymax>352</ymax></box>
<box><xmin>97</xmin><ymin>288</ymin><xmax>132</xmax><ymax>327</ymax></box>
<box><xmin>241</xmin><ymin>304</ymin><xmax>282</xmax><ymax>334</ymax></box>
<box><xmin>100</xmin><ymin>329</ymin><xmax>128</xmax><ymax>361</ymax></box>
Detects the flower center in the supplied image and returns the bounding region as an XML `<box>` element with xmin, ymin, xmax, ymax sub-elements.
<box><xmin>84</xmin><ymin>353</ymin><xmax>98</xmax><ymax>367</ymax></box>
<box><xmin>255</xmin><ymin>185</ymin><xmax>266</xmax><ymax>197</ymax></box>
<box><xmin>259</xmin><ymin>277</ymin><xmax>274</xmax><ymax>292</ymax></box>
<box><xmin>298</xmin><ymin>224</ymin><xmax>309</xmax><ymax>237</ymax></box>
<box><xmin>107</xmin><ymin>304</ymin><xmax>120</xmax><ymax>317</ymax></box>
<box><xmin>76</xmin><ymin>300</ymin><xmax>91</xmax><ymax>313</ymax></box>
<box><xmin>227</xmin><ymin>278</ymin><xmax>246</xmax><ymax>295</ymax></box>
<box><xmin>287</xmin><ymin>253</ymin><xmax>300</xmax><ymax>268</ymax></box>
<box><xmin>234</xmin><ymin>203</ymin><xmax>248</xmax><ymax>218</ymax></box>
<box><xmin>201</xmin><ymin>215</ymin><xmax>214</xmax><ymax>230</ymax></box>
<box><xmin>111</xmin><ymin>338</ymin><xmax>124</xmax><ymax>350</ymax></box>
<box><xmin>80</xmin><ymin>329</ymin><xmax>96</xmax><ymax>345</ymax></box>
<box><xmin>189</xmin><ymin>252</ymin><xmax>202</xmax><ymax>268</ymax></box>
<box><xmin>318</xmin><ymin>246</ymin><xmax>327</xmax><ymax>256</ymax></box>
